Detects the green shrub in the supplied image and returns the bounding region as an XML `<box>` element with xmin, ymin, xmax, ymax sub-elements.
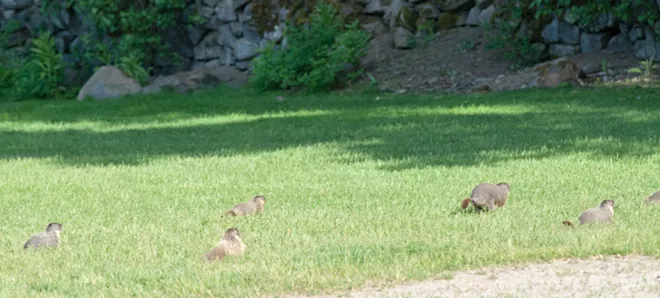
<box><xmin>250</xmin><ymin>0</ymin><xmax>369</xmax><ymax>92</ymax></box>
<box><xmin>13</xmin><ymin>32</ymin><xmax>65</xmax><ymax>99</ymax></box>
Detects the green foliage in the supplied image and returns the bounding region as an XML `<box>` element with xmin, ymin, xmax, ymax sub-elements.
<box><xmin>484</xmin><ymin>19</ymin><xmax>543</xmax><ymax>70</ymax></box>
<box><xmin>0</xmin><ymin>20</ymin><xmax>21</xmax><ymax>90</ymax></box>
<box><xmin>117</xmin><ymin>54</ymin><xmax>152</xmax><ymax>86</ymax></box>
<box><xmin>13</xmin><ymin>32</ymin><xmax>65</xmax><ymax>99</ymax></box>
<box><xmin>250</xmin><ymin>0</ymin><xmax>369</xmax><ymax>92</ymax></box>
<box><xmin>42</xmin><ymin>0</ymin><xmax>185</xmax><ymax>81</ymax></box>
<box><xmin>627</xmin><ymin>58</ymin><xmax>658</xmax><ymax>78</ymax></box>
<box><xmin>528</xmin><ymin>0</ymin><xmax>659</xmax><ymax>28</ymax></box>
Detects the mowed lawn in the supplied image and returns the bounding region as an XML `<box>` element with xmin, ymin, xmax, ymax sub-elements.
<box><xmin>1</xmin><ymin>86</ymin><xmax>660</xmax><ymax>297</ymax></box>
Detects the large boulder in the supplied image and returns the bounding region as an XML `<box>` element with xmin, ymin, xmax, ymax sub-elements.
<box><xmin>76</xmin><ymin>66</ymin><xmax>142</xmax><ymax>101</ymax></box>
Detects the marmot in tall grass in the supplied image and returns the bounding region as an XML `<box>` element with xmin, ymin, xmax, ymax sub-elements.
<box><xmin>24</xmin><ymin>222</ymin><xmax>62</xmax><ymax>249</ymax></box>
<box><xmin>204</xmin><ymin>227</ymin><xmax>246</xmax><ymax>261</ymax></box>
<box><xmin>225</xmin><ymin>195</ymin><xmax>266</xmax><ymax>216</ymax></box>
<box><xmin>460</xmin><ymin>182</ymin><xmax>511</xmax><ymax>212</ymax></box>
<box><xmin>562</xmin><ymin>200</ymin><xmax>615</xmax><ymax>227</ymax></box>
<box><xmin>644</xmin><ymin>190</ymin><xmax>660</xmax><ymax>204</ymax></box>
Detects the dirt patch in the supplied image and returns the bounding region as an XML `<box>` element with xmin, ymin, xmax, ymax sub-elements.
<box><xmin>362</xmin><ymin>27</ymin><xmax>643</xmax><ymax>93</ymax></box>
<box><xmin>279</xmin><ymin>255</ymin><xmax>660</xmax><ymax>298</ymax></box>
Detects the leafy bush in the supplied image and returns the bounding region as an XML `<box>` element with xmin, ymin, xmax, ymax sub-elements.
<box><xmin>0</xmin><ymin>20</ymin><xmax>22</xmax><ymax>90</ymax></box>
<box><xmin>250</xmin><ymin>0</ymin><xmax>369</xmax><ymax>92</ymax></box>
<box><xmin>41</xmin><ymin>0</ymin><xmax>184</xmax><ymax>82</ymax></box>
<box><xmin>13</xmin><ymin>32</ymin><xmax>65</xmax><ymax>99</ymax></box>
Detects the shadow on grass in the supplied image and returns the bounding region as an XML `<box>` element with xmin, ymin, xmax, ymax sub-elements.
<box><xmin>1</xmin><ymin>86</ymin><xmax>660</xmax><ymax>169</ymax></box>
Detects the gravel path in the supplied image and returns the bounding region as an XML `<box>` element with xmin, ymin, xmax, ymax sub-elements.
<box><xmin>281</xmin><ymin>255</ymin><xmax>660</xmax><ymax>298</ymax></box>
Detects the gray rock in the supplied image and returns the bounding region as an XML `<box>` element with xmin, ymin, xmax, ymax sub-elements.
<box><xmin>634</xmin><ymin>30</ymin><xmax>660</xmax><ymax>60</ymax></box>
<box><xmin>202</xmin><ymin>0</ymin><xmax>220</xmax><ymax>6</ymax></box>
<box><xmin>205</xmin><ymin>59</ymin><xmax>222</xmax><ymax>68</ymax></box>
<box><xmin>217</xmin><ymin>25</ymin><xmax>237</xmax><ymax>49</ymax></box>
<box><xmin>229</xmin><ymin>22</ymin><xmax>242</xmax><ymax>37</ymax></box>
<box><xmin>194</xmin><ymin>45</ymin><xmax>225</xmax><ymax>60</ymax></box>
<box><xmin>477</xmin><ymin>4</ymin><xmax>495</xmax><ymax>24</ymax></box>
<box><xmin>15</xmin><ymin>6</ymin><xmax>48</xmax><ymax>32</ymax></box>
<box><xmin>191</xmin><ymin>61</ymin><xmax>207</xmax><ymax>70</ymax></box>
<box><xmin>607</xmin><ymin>34</ymin><xmax>632</xmax><ymax>53</ymax></box>
<box><xmin>1</xmin><ymin>0</ymin><xmax>32</xmax><ymax>10</ymax></box>
<box><xmin>364</xmin><ymin>0</ymin><xmax>388</xmax><ymax>15</ymax></box>
<box><xmin>542</xmin><ymin>18</ymin><xmax>581</xmax><ymax>45</ymax></box>
<box><xmin>465</xmin><ymin>7</ymin><xmax>481</xmax><ymax>26</ymax></box>
<box><xmin>580</xmin><ymin>32</ymin><xmax>611</xmax><ymax>53</ymax></box>
<box><xmin>558</xmin><ymin>21</ymin><xmax>581</xmax><ymax>45</ymax></box>
<box><xmin>234</xmin><ymin>38</ymin><xmax>258</xmax><ymax>60</ymax></box>
<box><xmin>234</xmin><ymin>61</ymin><xmax>249</xmax><ymax>70</ymax></box>
<box><xmin>393</xmin><ymin>27</ymin><xmax>413</xmax><ymax>49</ymax></box>
<box><xmin>242</xmin><ymin>24</ymin><xmax>261</xmax><ymax>43</ymax></box>
<box><xmin>362</xmin><ymin>18</ymin><xmax>386</xmax><ymax>36</ymax></box>
<box><xmin>456</xmin><ymin>12</ymin><xmax>468</xmax><ymax>27</ymax></box>
<box><xmin>475</xmin><ymin>0</ymin><xmax>492</xmax><ymax>9</ymax></box>
<box><xmin>436</xmin><ymin>0</ymin><xmax>476</xmax><ymax>11</ymax></box>
<box><xmin>549</xmin><ymin>44</ymin><xmax>581</xmax><ymax>57</ymax></box>
<box><xmin>415</xmin><ymin>3</ymin><xmax>440</xmax><ymax>19</ymax></box>
<box><xmin>198</xmin><ymin>31</ymin><xmax>219</xmax><ymax>47</ymax></box>
<box><xmin>2</xmin><ymin>9</ymin><xmax>15</xmax><ymax>20</ymax></box>
<box><xmin>240</xmin><ymin>3</ymin><xmax>253</xmax><ymax>23</ymax></box>
<box><xmin>55</xmin><ymin>30</ymin><xmax>73</xmax><ymax>53</ymax></box>
<box><xmin>581</xmin><ymin>12</ymin><xmax>616</xmax><ymax>33</ymax></box>
<box><xmin>542</xmin><ymin>18</ymin><xmax>559</xmax><ymax>43</ymax></box>
<box><xmin>187</xmin><ymin>27</ymin><xmax>205</xmax><ymax>45</ymax></box>
<box><xmin>77</xmin><ymin>65</ymin><xmax>142</xmax><ymax>101</ymax></box>
<box><xmin>215</xmin><ymin>0</ymin><xmax>237</xmax><ymax>22</ymax></box>
<box><xmin>219</xmin><ymin>47</ymin><xmax>234</xmax><ymax>65</ymax></box>
<box><xmin>629</xmin><ymin>25</ymin><xmax>644</xmax><ymax>42</ymax></box>
<box><xmin>205</xmin><ymin>14</ymin><xmax>222</xmax><ymax>29</ymax></box>
<box><xmin>199</xmin><ymin>6</ymin><xmax>215</xmax><ymax>19</ymax></box>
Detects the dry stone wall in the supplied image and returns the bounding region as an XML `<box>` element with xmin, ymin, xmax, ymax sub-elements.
<box><xmin>1</xmin><ymin>0</ymin><xmax>659</xmax><ymax>85</ymax></box>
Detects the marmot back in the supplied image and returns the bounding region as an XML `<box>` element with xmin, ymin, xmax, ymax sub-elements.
<box><xmin>225</xmin><ymin>195</ymin><xmax>267</xmax><ymax>216</ymax></box>
<box><xmin>24</xmin><ymin>222</ymin><xmax>62</xmax><ymax>249</ymax></box>
<box><xmin>204</xmin><ymin>227</ymin><xmax>246</xmax><ymax>261</ymax></box>
<box><xmin>461</xmin><ymin>182</ymin><xmax>511</xmax><ymax>212</ymax></box>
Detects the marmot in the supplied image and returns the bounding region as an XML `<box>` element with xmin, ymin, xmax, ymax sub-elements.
<box><xmin>225</xmin><ymin>195</ymin><xmax>266</xmax><ymax>216</ymax></box>
<box><xmin>204</xmin><ymin>227</ymin><xmax>246</xmax><ymax>261</ymax></box>
<box><xmin>644</xmin><ymin>190</ymin><xmax>660</xmax><ymax>204</ymax></box>
<box><xmin>24</xmin><ymin>222</ymin><xmax>62</xmax><ymax>249</ymax></box>
<box><xmin>562</xmin><ymin>200</ymin><xmax>615</xmax><ymax>227</ymax></box>
<box><xmin>460</xmin><ymin>182</ymin><xmax>511</xmax><ymax>212</ymax></box>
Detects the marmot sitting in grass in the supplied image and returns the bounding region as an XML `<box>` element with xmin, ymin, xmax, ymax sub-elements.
<box><xmin>204</xmin><ymin>227</ymin><xmax>246</xmax><ymax>261</ymax></box>
<box><xmin>24</xmin><ymin>222</ymin><xmax>62</xmax><ymax>249</ymax></box>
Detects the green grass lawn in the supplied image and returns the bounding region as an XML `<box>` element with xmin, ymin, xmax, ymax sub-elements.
<box><xmin>1</xmin><ymin>86</ymin><xmax>660</xmax><ymax>297</ymax></box>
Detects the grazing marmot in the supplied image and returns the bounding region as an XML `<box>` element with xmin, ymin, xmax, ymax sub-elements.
<box><xmin>24</xmin><ymin>222</ymin><xmax>62</xmax><ymax>249</ymax></box>
<box><xmin>225</xmin><ymin>195</ymin><xmax>266</xmax><ymax>216</ymax></box>
<box><xmin>460</xmin><ymin>182</ymin><xmax>511</xmax><ymax>212</ymax></box>
<box><xmin>562</xmin><ymin>200</ymin><xmax>615</xmax><ymax>227</ymax></box>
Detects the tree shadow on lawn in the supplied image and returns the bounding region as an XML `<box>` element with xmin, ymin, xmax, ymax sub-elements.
<box><xmin>1</xmin><ymin>91</ymin><xmax>660</xmax><ymax>169</ymax></box>
<box><xmin>0</xmin><ymin>85</ymin><xmax>658</xmax><ymax>125</ymax></box>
